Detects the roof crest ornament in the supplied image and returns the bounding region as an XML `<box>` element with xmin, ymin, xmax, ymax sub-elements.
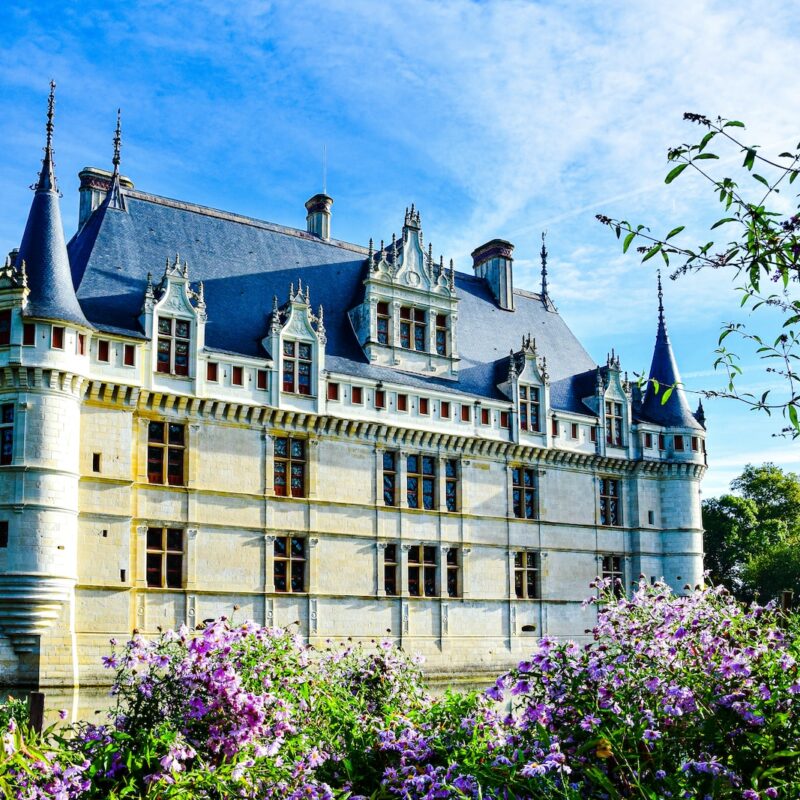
<box><xmin>107</xmin><ymin>108</ymin><xmax>126</xmax><ymax>211</ymax></box>
<box><xmin>449</xmin><ymin>258</ymin><xmax>455</xmax><ymax>291</ymax></box>
<box><xmin>540</xmin><ymin>231</ymin><xmax>548</xmax><ymax>300</ymax></box>
<box><xmin>507</xmin><ymin>349</ymin><xmax>518</xmax><ymax>381</ymax></box>
<box><xmin>270</xmin><ymin>294</ymin><xmax>282</xmax><ymax>334</ymax></box>
<box><xmin>657</xmin><ymin>268</ymin><xmax>665</xmax><ymax>328</ymax></box>
<box><xmin>33</xmin><ymin>80</ymin><xmax>59</xmax><ymax>194</ymax></box>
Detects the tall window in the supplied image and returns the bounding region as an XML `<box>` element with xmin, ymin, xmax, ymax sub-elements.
<box><xmin>157</xmin><ymin>318</ymin><xmax>190</xmax><ymax>376</ymax></box>
<box><xmin>383</xmin><ymin>451</ymin><xmax>398</xmax><ymax>506</ymax></box>
<box><xmin>599</xmin><ymin>477</ymin><xmax>621</xmax><ymax>526</ymax></box>
<box><xmin>445</xmin><ymin>459</ymin><xmax>458</xmax><ymax>512</ymax></box>
<box><xmin>0</xmin><ymin>310</ymin><xmax>11</xmax><ymax>345</ymax></box>
<box><xmin>0</xmin><ymin>404</ymin><xmax>13</xmax><ymax>466</ymax></box>
<box><xmin>407</xmin><ymin>454</ymin><xmax>435</xmax><ymax>510</ymax></box>
<box><xmin>408</xmin><ymin>545</ymin><xmax>436</xmax><ymax>597</ymax></box>
<box><xmin>446</xmin><ymin>548</ymin><xmax>459</xmax><ymax>597</ymax></box>
<box><xmin>283</xmin><ymin>341</ymin><xmax>313</xmax><ymax>395</ymax></box>
<box><xmin>377</xmin><ymin>301</ymin><xmax>390</xmax><ymax>345</ymax></box>
<box><xmin>123</xmin><ymin>343</ymin><xmax>136</xmax><ymax>366</ymax></box>
<box><xmin>274</xmin><ymin>536</ymin><xmax>306</xmax><ymax>592</ymax></box>
<box><xmin>274</xmin><ymin>437</ymin><xmax>306</xmax><ymax>497</ymax></box>
<box><xmin>512</xmin><ymin>466</ymin><xmax>537</xmax><ymax>520</ymax></box>
<box><xmin>400</xmin><ymin>307</ymin><xmax>426</xmax><ymax>351</ymax></box>
<box><xmin>519</xmin><ymin>385</ymin><xmax>540</xmax><ymax>432</ymax></box>
<box><xmin>98</xmin><ymin>339</ymin><xmax>110</xmax><ymax>362</ymax></box>
<box><xmin>605</xmin><ymin>401</ymin><xmax>623</xmax><ymax>446</ymax></box>
<box><xmin>22</xmin><ymin>323</ymin><xmax>35</xmax><ymax>346</ymax></box>
<box><xmin>602</xmin><ymin>554</ymin><xmax>624</xmax><ymax>598</ymax></box>
<box><xmin>384</xmin><ymin>544</ymin><xmax>398</xmax><ymax>595</ymax></box>
<box><xmin>147</xmin><ymin>422</ymin><xmax>185</xmax><ymax>486</ymax></box>
<box><xmin>146</xmin><ymin>528</ymin><xmax>183</xmax><ymax>588</ymax></box>
<box><xmin>435</xmin><ymin>314</ymin><xmax>448</xmax><ymax>356</ymax></box>
<box><xmin>514</xmin><ymin>551</ymin><xmax>540</xmax><ymax>599</ymax></box>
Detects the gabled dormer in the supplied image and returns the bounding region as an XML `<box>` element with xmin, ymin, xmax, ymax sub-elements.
<box><xmin>264</xmin><ymin>280</ymin><xmax>326</xmax><ymax>413</ymax></box>
<box><xmin>498</xmin><ymin>334</ymin><xmax>549</xmax><ymax>444</ymax></box>
<box><xmin>350</xmin><ymin>206</ymin><xmax>459</xmax><ymax>378</ymax></box>
<box><xmin>582</xmin><ymin>351</ymin><xmax>632</xmax><ymax>456</ymax></box>
<box><xmin>140</xmin><ymin>254</ymin><xmax>206</xmax><ymax>382</ymax></box>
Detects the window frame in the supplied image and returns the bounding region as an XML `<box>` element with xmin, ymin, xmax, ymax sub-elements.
<box><xmin>601</xmin><ymin>554</ymin><xmax>624</xmax><ymax>598</ymax></box>
<box><xmin>232</xmin><ymin>365</ymin><xmax>244</xmax><ymax>386</ymax></box>
<box><xmin>351</xmin><ymin>386</ymin><xmax>363</xmax><ymax>404</ymax></box>
<box><xmin>460</xmin><ymin>404</ymin><xmax>471</xmax><ymax>422</ymax></box>
<box><xmin>282</xmin><ymin>340</ymin><xmax>313</xmax><ymax>396</ymax></box>
<box><xmin>145</xmin><ymin>527</ymin><xmax>184</xmax><ymax>589</ymax></box>
<box><xmin>207</xmin><ymin>361</ymin><xmax>219</xmax><ymax>382</ymax></box>
<box><xmin>123</xmin><ymin>343</ymin><xmax>136</xmax><ymax>367</ymax></box>
<box><xmin>0</xmin><ymin>404</ymin><xmax>13</xmax><ymax>466</ymax></box>
<box><xmin>599</xmin><ymin>477</ymin><xmax>621</xmax><ymax>527</ymax></box>
<box><xmin>512</xmin><ymin>465</ymin><xmax>537</xmax><ymax>520</ymax></box>
<box><xmin>382</xmin><ymin>450</ymin><xmax>398</xmax><ymax>507</ymax></box>
<box><xmin>383</xmin><ymin>543</ymin><xmax>398</xmax><ymax>596</ymax></box>
<box><xmin>146</xmin><ymin>421</ymin><xmax>186</xmax><ymax>486</ymax></box>
<box><xmin>156</xmin><ymin>317</ymin><xmax>191</xmax><ymax>377</ymax></box>
<box><xmin>0</xmin><ymin>310</ymin><xmax>11</xmax><ymax>346</ymax></box>
<box><xmin>51</xmin><ymin>326</ymin><xmax>65</xmax><ymax>350</ymax></box>
<box><xmin>273</xmin><ymin>436</ymin><xmax>307</xmax><ymax>498</ymax></box>
<box><xmin>408</xmin><ymin>544</ymin><xmax>437</xmax><ymax>597</ymax></box>
<box><xmin>273</xmin><ymin>535</ymin><xmax>307</xmax><ymax>593</ymax></box>
<box><xmin>97</xmin><ymin>339</ymin><xmax>110</xmax><ymax>363</ymax></box>
<box><xmin>514</xmin><ymin>550</ymin><xmax>541</xmax><ymax>599</ymax></box>
<box><xmin>406</xmin><ymin>454</ymin><xmax>436</xmax><ymax>510</ymax></box>
<box><xmin>519</xmin><ymin>385</ymin><xmax>541</xmax><ymax>433</ymax></box>
<box><xmin>257</xmin><ymin>369</ymin><xmax>268</xmax><ymax>391</ymax></box>
<box><xmin>605</xmin><ymin>401</ymin><xmax>623</xmax><ymax>447</ymax></box>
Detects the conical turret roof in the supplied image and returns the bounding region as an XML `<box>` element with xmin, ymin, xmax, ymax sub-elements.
<box><xmin>640</xmin><ymin>272</ymin><xmax>702</xmax><ymax>430</ymax></box>
<box><xmin>16</xmin><ymin>82</ymin><xmax>91</xmax><ymax>329</ymax></box>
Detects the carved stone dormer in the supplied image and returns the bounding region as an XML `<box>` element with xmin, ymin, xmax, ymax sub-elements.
<box><xmin>263</xmin><ymin>279</ymin><xmax>326</xmax><ymax>412</ymax></box>
<box><xmin>582</xmin><ymin>349</ymin><xmax>632</xmax><ymax>457</ymax></box>
<box><xmin>141</xmin><ymin>254</ymin><xmax>207</xmax><ymax>381</ymax></box>
<box><xmin>498</xmin><ymin>334</ymin><xmax>549</xmax><ymax>444</ymax></box>
<box><xmin>350</xmin><ymin>205</ymin><xmax>459</xmax><ymax>378</ymax></box>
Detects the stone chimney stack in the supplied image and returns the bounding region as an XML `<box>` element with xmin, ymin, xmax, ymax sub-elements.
<box><xmin>78</xmin><ymin>167</ymin><xmax>134</xmax><ymax>230</ymax></box>
<box><xmin>471</xmin><ymin>239</ymin><xmax>515</xmax><ymax>311</ymax></box>
<box><xmin>305</xmin><ymin>193</ymin><xmax>333</xmax><ymax>241</ymax></box>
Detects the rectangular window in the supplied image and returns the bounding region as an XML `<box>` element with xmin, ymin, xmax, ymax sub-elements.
<box><xmin>22</xmin><ymin>323</ymin><xmax>35</xmax><ymax>346</ymax></box>
<box><xmin>674</xmin><ymin>435</ymin><xmax>685</xmax><ymax>452</ymax></box>
<box><xmin>0</xmin><ymin>310</ymin><xmax>11</xmax><ymax>346</ymax></box>
<box><xmin>551</xmin><ymin>418</ymin><xmax>558</xmax><ymax>437</ymax></box>
<box><xmin>123</xmin><ymin>343</ymin><xmax>136</xmax><ymax>366</ymax></box>
<box><xmin>92</xmin><ymin>453</ymin><xmax>101</xmax><ymax>473</ymax></box>
<box><xmin>274</xmin><ymin>535</ymin><xmax>306</xmax><ymax>593</ymax></box>
<box><xmin>407</xmin><ymin>454</ymin><xmax>435</xmax><ymax>510</ymax></box>
<box><xmin>400</xmin><ymin>307</ymin><xmax>427</xmax><ymax>351</ymax></box>
<box><xmin>644</xmin><ymin>432</ymin><xmax>653</xmax><ymax>449</ymax></box>
<box><xmin>77</xmin><ymin>333</ymin><xmax>86</xmax><ymax>355</ymax></box>
<box><xmin>397</xmin><ymin>393</ymin><xmax>408</xmax><ymax>412</ymax></box>
<box><xmin>375</xmin><ymin>389</ymin><xmax>386</xmax><ymax>409</ymax></box>
<box><xmin>282</xmin><ymin>341</ymin><xmax>313</xmax><ymax>395</ymax></box>
<box><xmin>571</xmin><ymin>423</ymin><xmax>578</xmax><ymax>439</ymax></box>
<box><xmin>514</xmin><ymin>551</ymin><xmax>540</xmax><ymax>599</ymax></box>
<box><xmin>384</xmin><ymin>544</ymin><xmax>398</xmax><ymax>596</ymax></box>
<box><xmin>376</xmin><ymin>301</ymin><xmax>390</xmax><ymax>345</ymax></box>
<box><xmin>257</xmin><ymin>369</ymin><xmax>268</xmax><ymax>391</ymax></box>
<box><xmin>500</xmin><ymin>411</ymin><xmax>510</xmax><ymax>428</ymax></box>
<box><xmin>52</xmin><ymin>326</ymin><xmax>65</xmax><ymax>350</ymax></box>
<box><xmin>232</xmin><ymin>366</ymin><xmax>244</xmax><ymax>386</ymax></box>
<box><xmin>446</xmin><ymin>548</ymin><xmax>459</xmax><ymax>597</ymax></box>
<box><xmin>590</xmin><ymin>426</ymin><xmax>598</xmax><ymax>443</ymax></box>
<box><xmin>605</xmin><ymin>401</ymin><xmax>623</xmax><ymax>446</ymax></box>
<box><xmin>440</xmin><ymin>401</ymin><xmax>450</xmax><ymax>419</ymax></box>
<box><xmin>274</xmin><ymin>436</ymin><xmax>306</xmax><ymax>498</ymax></box>
<box><xmin>157</xmin><ymin>318</ymin><xmax>191</xmax><ymax>376</ymax></box>
<box><xmin>207</xmin><ymin>362</ymin><xmax>218</xmax><ymax>382</ymax></box>
<box><xmin>519</xmin><ymin>385</ymin><xmax>540</xmax><ymax>432</ymax></box>
<box><xmin>658</xmin><ymin>433</ymin><xmax>666</xmax><ymax>451</ymax></box>
<box><xmin>435</xmin><ymin>314</ymin><xmax>448</xmax><ymax>356</ymax></box>
<box><xmin>327</xmin><ymin>382</ymin><xmax>340</xmax><ymax>401</ymax></box>
<box><xmin>419</xmin><ymin>398</ymin><xmax>429</xmax><ymax>415</ymax></box>
<box><xmin>383</xmin><ymin>451</ymin><xmax>398</xmax><ymax>506</ymax></box>
<box><xmin>691</xmin><ymin>436</ymin><xmax>699</xmax><ymax>452</ymax></box>
<box><xmin>460</xmin><ymin>404</ymin><xmax>471</xmax><ymax>422</ymax></box>
<box><xmin>352</xmin><ymin>386</ymin><xmax>363</xmax><ymax>404</ymax></box>
<box><xmin>147</xmin><ymin>421</ymin><xmax>185</xmax><ymax>486</ymax></box>
<box><xmin>98</xmin><ymin>339</ymin><xmax>110</xmax><ymax>362</ymax></box>
<box><xmin>599</xmin><ymin>478</ymin><xmax>621</xmax><ymax>526</ymax></box>
<box><xmin>0</xmin><ymin>521</ymin><xmax>7</xmax><ymax>548</ymax></box>
<box><xmin>445</xmin><ymin>459</ymin><xmax>458</xmax><ymax>512</ymax></box>
<box><xmin>146</xmin><ymin>527</ymin><xmax>183</xmax><ymax>588</ymax></box>
<box><xmin>602</xmin><ymin>554</ymin><xmax>624</xmax><ymax>598</ymax></box>
<box><xmin>0</xmin><ymin>404</ymin><xmax>14</xmax><ymax>466</ymax></box>
<box><xmin>480</xmin><ymin>408</ymin><xmax>490</xmax><ymax>426</ymax></box>
<box><xmin>512</xmin><ymin>466</ymin><xmax>537</xmax><ymax>520</ymax></box>
<box><xmin>408</xmin><ymin>544</ymin><xmax>436</xmax><ymax>597</ymax></box>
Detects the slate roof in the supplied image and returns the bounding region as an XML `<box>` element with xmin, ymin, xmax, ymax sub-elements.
<box><xmin>68</xmin><ymin>185</ymin><xmax>604</xmax><ymax>407</ymax></box>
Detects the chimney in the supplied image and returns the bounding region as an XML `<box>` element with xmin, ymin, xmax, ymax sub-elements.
<box><xmin>305</xmin><ymin>193</ymin><xmax>333</xmax><ymax>241</ymax></box>
<box><xmin>78</xmin><ymin>167</ymin><xmax>134</xmax><ymax>230</ymax></box>
<box><xmin>471</xmin><ymin>239</ymin><xmax>514</xmax><ymax>311</ymax></box>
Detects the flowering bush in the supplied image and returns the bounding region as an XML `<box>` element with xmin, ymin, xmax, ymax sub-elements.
<box><xmin>2</xmin><ymin>580</ymin><xmax>800</xmax><ymax>798</ymax></box>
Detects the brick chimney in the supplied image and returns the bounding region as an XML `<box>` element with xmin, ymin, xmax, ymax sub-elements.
<box><xmin>471</xmin><ymin>239</ymin><xmax>514</xmax><ymax>311</ymax></box>
<box><xmin>305</xmin><ymin>193</ymin><xmax>333</xmax><ymax>241</ymax></box>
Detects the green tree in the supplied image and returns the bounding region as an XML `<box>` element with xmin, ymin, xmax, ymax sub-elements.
<box><xmin>742</xmin><ymin>541</ymin><xmax>800</xmax><ymax>603</ymax></box>
<box><xmin>598</xmin><ymin>114</ymin><xmax>800</xmax><ymax>437</ymax></box>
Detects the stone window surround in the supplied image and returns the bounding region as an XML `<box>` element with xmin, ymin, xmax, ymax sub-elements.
<box><xmin>377</xmin><ymin>448</ymin><xmax>462</xmax><ymax>512</ymax></box>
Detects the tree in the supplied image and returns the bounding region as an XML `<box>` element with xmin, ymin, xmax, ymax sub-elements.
<box><xmin>742</xmin><ymin>541</ymin><xmax>800</xmax><ymax>603</ymax></box>
<box><xmin>702</xmin><ymin>462</ymin><xmax>800</xmax><ymax>599</ymax></box>
<box><xmin>598</xmin><ymin>114</ymin><xmax>800</xmax><ymax>437</ymax></box>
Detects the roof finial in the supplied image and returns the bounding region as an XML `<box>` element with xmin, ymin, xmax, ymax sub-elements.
<box><xmin>35</xmin><ymin>81</ymin><xmax>58</xmax><ymax>193</ymax></box>
<box><xmin>448</xmin><ymin>258</ymin><xmax>455</xmax><ymax>290</ymax></box>
<box><xmin>46</xmin><ymin>80</ymin><xmax>55</xmax><ymax>152</ymax></box>
<box><xmin>657</xmin><ymin>268</ymin><xmax>665</xmax><ymax>325</ymax></box>
<box><xmin>540</xmin><ymin>230</ymin><xmax>549</xmax><ymax>301</ymax></box>
<box><xmin>112</xmin><ymin>109</ymin><xmax>122</xmax><ymax>171</ymax></box>
<box><xmin>107</xmin><ymin>108</ymin><xmax>126</xmax><ymax>211</ymax></box>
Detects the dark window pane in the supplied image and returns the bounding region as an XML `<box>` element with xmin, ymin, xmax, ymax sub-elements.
<box><xmin>414</xmin><ymin>325</ymin><xmax>426</xmax><ymax>351</ymax></box>
<box><xmin>158</xmin><ymin>318</ymin><xmax>171</xmax><ymax>335</ymax></box>
<box><xmin>146</xmin><ymin>553</ymin><xmax>162</xmax><ymax>587</ymax></box>
<box><xmin>400</xmin><ymin>307</ymin><xmax>411</xmax><ymax>320</ymax></box>
<box><xmin>165</xmin><ymin>553</ymin><xmax>182</xmax><ymax>588</ymax></box>
<box><xmin>384</xmin><ymin>565</ymin><xmax>397</xmax><ymax>595</ymax></box>
<box><xmin>166</xmin><ymin>529</ymin><xmax>182</xmax><ymax>551</ymax></box>
<box><xmin>383</xmin><ymin>475</ymin><xmax>396</xmax><ymax>506</ymax></box>
<box><xmin>168</xmin><ymin>424</ymin><xmax>184</xmax><ymax>445</ymax></box>
<box><xmin>414</xmin><ymin>309</ymin><xmax>425</xmax><ymax>322</ymax></box>
<box><xmin>2</xmin><ymin>406</ymin><xmax>14</xmax><ymax>426</ymax></box>
<box><xmin>383</xmin><ymin>452</ymin><xmax>395</xmax><ymax>471</ymax></box>
<box><xmin>422</xmin><ymin>457</ymin><xmax>435</xmax><ymax>476</ymax></box>
<box><xmin>514</xmin><ymin>552</ymin><xmax>523</xmax><ymax>568</ymax></box>
<box><xmin>524</xmin><ymin>469</ymin><xmax>533</xmax><ymax>487</ymax></box>
<box><xmin>512</xmin><ymin>488</ymin><xmax>522</xmax><ymax>518</ymax></box>
<box><xmin>436</xmin><ymin>330</ymin><xmax>446</xmax><ymax>355</ymax></box>
<box><xmin>385</xmin><ymin>544</ymin><xmax>396</xmax><ymax>562</ymax></box>
<box><xmin>291</xmin><ymin>561</ymin><xmax>305</xmax><ymax>592</ymax></box>
<box><xmin>274</xmin><ymin>463</ymin><xmax>287</xmax><ymax>496</ymax></box>
<box><xmin>175</xmin><ymin>320</ymin><xmax>190</xmax><ymax>339</ymax></box>
<box><xmin>446</xmin><ymin>549</ymin><xmax>457</xmax><ymax>565</ymax></box>
<box><xmin>291</xmin><ymin>537</ymin><xmax>305</xmax><ymax>558</ymax></box>
<box><xmin>147</xmin><ymin>446</ymin><xmax>164</xmax><ymax>483</ymax></box>
<box><xmin>274</xmin><ymin>537</ymin><xmax>287</xmax><ymax>556</ymax></box>
<box><xmin>290</xmin><ymin>464</ymin><xmax>305</xmax><ymax>497</ymax></box>
<box><xmin>274</xmin><ymin>437</ymin><xmax>288</xmax><ymax>457</ymax></box>
<box><xmin>515</xmin><ymin>571</ymin><xmax>524</xmax><ymax>598</ymax></box>
<box><xmin>424</xmin><ymin>566</ymin><xmax>436</xmax><ymax>596</ymax></box>
<box><xmin>0</xmin><ymin>310</ymin><xmax>11</xmax><ymax>345</ymax></box>
<box><xmin>283</xmin><ymin>361</ymin><xmax>295</xmax><ymax>392</ymax></box>
<box><xmin>298</xmin><ymin>343</ymin><xmax>312</xmax><ymax>360</ymax></box>
<box><xmin>283</xmin><ymin>341</ymin><xmax>295</xmax><ymax>357</ymax></box>
<box><xmin>422</xmin><ymin>478</ymin><xmax>434</xmax><ymax>510</ymax></box>
<box><xmin>407</xmin><ymin>455</ymin><xmax>418</xmax><ymax>474</ymax></box>
<box><xmin>446</xmin><ymin>483</ymin><xmax>457</xmax><ymax>512</ymax></box>
<box><xmin>148</xmin><ymin>422</ymin><xmax>165</xmax><ymax>443</ymax></box>
<box><xmin>408</xmin><ymin>566</ymin><xmax>420</xmax><ymax>596</ymax></box>
<box><xmin>447</xmin><ymin>569</ymin><xmax>458</xmax><ymax>597</ymax></box>
<box><xmin>167</xmin><ymin>449</ymin><xmax>184</xmax><ymax>486</ymax></box>
<box><xmin>527</xmin><ymin>552</ymin><xmax>537</xmax><ymax>569</ymax></box>
<box><xmin>274</xmin><ymin>560</ymin><xmax>287</xmax><ymax>592</ymax></box>
<box><xmin>400</xmin><ymin>322</ymin><xmax>411</xmax><ymax>349</ymax></box>
<box><xmin>407</xmin><ymin>478</ymin><xmax>419</xmax><ymax>508</ymax></box>
<box><xmin>424</xmin><ymin>546</ymin><xmax>436</xmax><ymax>564</ymax></box>
<box><xmin>147</xmin><ymin>528</ymin><xmax>163</xmax><ymax>550</ymax></box>
<box><xmin>527</xmin><ymin>572</ymin><xmax>537</xmax><ymax>599</ymax></box>
<box><xmin>290</xmin><ymin>439</ymin><xmax>305</xmax><ymax>459</ymax></box>
<box><xmin>0</xmin><ymin>428</ymin><xmax>12</xmax><ymax>465</ymax></box>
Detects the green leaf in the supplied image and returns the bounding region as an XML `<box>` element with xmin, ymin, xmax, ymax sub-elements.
<box><xmin>753</xmin><ymin>173</ymin><xmax>770</xmax><ymax>188</ymax></box>
<box><xmin>724</xmin><ymin>120</ymin><xmax>745</xmax><ymax>128</ymax></box>
<box><xmin>789</xmin><ymin>403</ymin><xmax>799</xmax><ymax>431</ymax></box>
<box><xmin>710</xmin><ymin>217</ymin><xmax>737</xmax><ymax>229</ymax></box>
<box><xmin>665</xmin><ymin>163</ymin><xmax>689</xmax><ymax>184</ymax></box>
<box><xmin>641</xmin><ymin>243</ymin><xmax>662</xmax><ymax>262</ymax></box>
<box><xmin>660</xmin><ymin>386</ymin><xmax>674</xmax><ymax>405</ymax></box>
<box><xmin>622</xmin><ymin>231</ymin><xmax>636</xmax><ymax>253</ymax></box>
<box><xmin>698</xmin><ymin>131</ymin><xmax>717</xmax><ymax>151</ymax></box>
<box><xmin>693</xmin><ymin>153</ymin><xmax>719</xmax><ymax>160</ymax></box>
<box><xmin>665</xmin><ymin>225</ymin><xmax>685</xmax><ymax>240</ymax></box>
<box><xmin>743</xmin><ymin>148</ymin><xmax>757</xmax><ymax>170</ymax></box>
<box><xmin>652</xmin><ymin>379</ymin><xmax>660</xmax><ymax>394</ymax></box>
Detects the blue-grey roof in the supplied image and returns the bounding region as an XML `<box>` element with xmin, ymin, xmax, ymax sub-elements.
<box><xmin>17</xmin><ymin>148</ymin><xmax>92</xmax><ymax>329</ymax></box>
<box><xmin>68</xmin><ymin>187</ymin><xmax>601</xmax><ymax>404</ymax></box>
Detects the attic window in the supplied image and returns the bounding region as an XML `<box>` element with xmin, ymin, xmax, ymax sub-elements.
<box><xmin>123</xmin><ymin>344</ymin><xmax>136</xmax><ymax>367</ymax></box>
<box><xmin>519</xmin><ymin>386</ymin><xmax>540</xmax><ymax>432</ymax></box>
<box><xmin>419</xmin><ymin>398</ymin><xmax>429</xmax><ymax>415</ymax></box>
<box><xmin>207</xmin><ymin>362</ymin><xmax>218</xmax><ymax>382</ymax></box>
<box><xmin>605</xmin><ymin>401</ymin><xmax>623</xmax><ymax>447</ymax></box>
<box><xmin>375</xmin><ymin>390</ymin><xmax>386</xmax><ymax>409</ymax></box>
<box><xmin>399</xmin><ymin>307</ymin><xmax>426</xmax><ymax>351</ymax></box>
<box><xmin>257</xmin><ymin>370</ymin><xmax>268</xmax><ymax>391</ymax></box>
<box><xmin>377</xmin><ymin>302</ymin><xmax>390</xmax><ymax>345</ymax></box>
<box><xmin>327</xmin><ymin>382</ymin><xmax>340</xmax><ymax>401</ymax></box>
<box><xmin>440</xmin><ymin>401</ymin><xmax>450</xmax><ymax>419</ymax></box>
<box><xmin>22</xmin><ymin>323</ymin><xmax>35</xmax><ymax>346</ymax></box>
<box><xmin>98</xmin><ymin>339</ymin><xmax>110</xmax><ymax>362</ymax></box>
<box><xmin>51</xmin><ymin>326</ymin><xmax>65</xmax><ymax>350</ymax></box>
<box><xmin>480</xmin><ymin>408</ymin><xmax>490</xmax><ymax>426</ymax></box>
<box><xmin>282</xmin><ymin>341</ymin><xmax>312</xmax><ymax>395</ymax></box>
<box><xmin>435</xmin><ymin>314</ymin><xmax>448</xmax><ymax>356</ymax></box>
<box><xmin>157</xmin><ymin>318</ymin><xmax>190</xmax><ymax>376</ymax></box>
<box><xmin>352</xmin><ymin>386</ymin><xmax>363</xmax><ymax>404</ymax></box>
<box><xmin>232</xmin><ymin>366</ymin><xmax>244</xmax><ymax>386</ymax></box>
<box><xmin>460</xmin><ymin>405</ymin><xmax>471</xmax><ymax>422</ymax></box>
<box><xmin>397</xmin><ymin>394</ymin><xmax>408</xmax><ymax>412</ymax></box>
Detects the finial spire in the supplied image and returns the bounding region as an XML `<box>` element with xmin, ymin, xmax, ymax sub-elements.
<box><xmin>107</xmin><ymin>108</ymin><xmax>126</xmax><ymax>211</ymax></box>
<box><xmin>46</xmin><ymin>80</ymin><xmax>55</xmax><ymax>151</ymax></box>
<box><xmin>540</xmin><ymin>231</ymin><xmax>548</xmax><ymax>300</ymax></box>
<box><xmin>112</xmin><ymin>109</ymin><xmax>122</xmax><ymax>170</ymax></box>
<box><xmin>657</xmin><ymin>269</ymin><xmax>665</xmax><ymax>325</ymax></box>
<box><xmin>35</xmin><ymin>81</ymin><xmax>58</xmax><ymax>193</ymax></box>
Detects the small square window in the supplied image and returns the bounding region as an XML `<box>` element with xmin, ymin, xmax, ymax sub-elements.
<box><xmin>352</xmin><ymin>386</ymin><xmax>363</xmax><ymax>404</ymax></box>
<box><xmin>77</xmin><ymin>333</ymin><xmax>86</xmax><ymax>355</ymax></box>
<box><xmin>658</xmin><ymin>433</ymin><xmax>666</xmax><ymax>451</ymax></box>
<box><xmin>98</xmin><ymin>339</ymin><xmax>110</xmax><ymax>362</ymax></box>
<box><xmin>0</xmin><ymin>521</ymin><xmax>7</xmax><ymax>548</ymax></box>
<box><xmin>440</xmin><ymin>401</ymin><xmax>450</xmax><ymax>419</ymax></box>
<box><xmin>52</xmin><ymin>326</ymin><xmax>65</xmax><ymax>350</ymax></box>
<box><xmin>691</xmin><ymin>436</ymin><xmax>699</xmax><ymax>452</ymax></box>
<box><xmin>232</xmin><ymin>366</ymin><xmax>244</xmax><ymax>386</ymax></box>
<box><xmin>571</xmin><ymin>423</ymin><xmax>578</xmax><ymax>439</ymax></box>
<box><xmin>674</xmin><ymin>435</ymin><xmax>685</xmax><ymax>452</ymax></box>
<box><xmin>375</xmin><ymin>389</ymin><xmax>386</xmax><ymax>409</ymax></box>
<box><xmin>500</xmin><ymin>411</ymin><xmax>510</xmax><ymax>428</ymax></box>
<box><xmin>92</xmin><ymin>453</ymin><xmax>101</xmax><ymax>473</ymax></box>
<box><xmin>460</xmin><ymin>404</ymin><xmax>471</xmax><ymax>422</ymax></box>
<box><xmin>123</xmin><ymin>344</ymin><xmax>136</xmax><ymax>366</ymax></box>
<box><xmin>648</xmin><ymin>510</ymin><xmax>655</xmax><ymax>525</ymax></box>
<box><xmin>257</xmin><ymin>369</ymin><xmax>268</xmax><ymax>390</ymax></box>
<box><xmin>207</xmin><ymin>362</ymin><xmax>218</xmax><ymax>382</ymax></box>
<box><xmin>397</xmin><ymin>394</ymin><xmax>408</xmax><ymax>412</ymax></box>
<box><xmin>327</xmin><ymin>382</ymin><xmax>340</xmax><ymax>401</ymax></box>
<box><xmin>480</xmin><ymin>408</ymin><xmax>490</xmax><ymax>425</ymax></box>
<box><xmin>644</xmin><ymin>432</ymin><xmax>653</xmax><ymax>449</ymax></box>
<box><xmin>590</xmin><ymin>426</ymin><xmax>598</xmax><ymax>443</ymax></box>
<box><xmin>551</xmin><ymin>418</ymin><xmax>558</xmax><ymax>437</ymax></box>
<box><xmin>22</xmin><ymin>323</ymin><xmax>35</xmax><ymax>346</ymax></box>
<box><xmin>419</xmin><ymin>398</ymin><xmax>429</xmax><ymax>415</ymax></box>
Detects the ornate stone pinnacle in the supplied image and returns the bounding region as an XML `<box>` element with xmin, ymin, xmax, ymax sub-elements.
<box><xmin>112</xmin><ymin>109</ymin><xmax>122</xmax><ymax>170</ymax></box>
<box><xmin>46</xmin><ymin>80</ymin><xmax>55</xmax><ymax>151</ymax></box>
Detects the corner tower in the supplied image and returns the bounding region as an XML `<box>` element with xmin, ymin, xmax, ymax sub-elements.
<box><xmin>0</xmin><ymin>84</ymin><xmax>91</xmax><ymax>684</ymax></box>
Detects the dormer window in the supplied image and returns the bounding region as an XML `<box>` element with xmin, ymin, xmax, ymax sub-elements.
<box><xmin>400</xmin><ymin>307</ymin><xmax>426</xmax><ymax>351</ymax></box>
<box><xmin>157</xmin><ymin>318</ymin><xmax>190</xmax><ymax>376</ymax></box>
<box><xmin>435</xmin><ymin>314</ymin><xmax>448</xmax><ymax>356</ymax></box>
<box><xmin>283</xmin><ymin>341</ymin><xmax>312</xmax><ymax>395</ymax></box>
<box><xmin>377</xmin><ymin>302</ymin><xmax>390</xmax><ymax>345</ymax></box>
<box><xmin>520</xmin><ymin>385</ymin><xmax>540</xmax><ymax>432</ymax></box>
<box><xmin>605</xmin><ymin>401</ymin><xmax>623</xmax><ymax>446</ymax></box>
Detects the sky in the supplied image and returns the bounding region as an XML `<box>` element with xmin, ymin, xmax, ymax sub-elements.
<box><xmin>0</xmin><ymin>0</ymin><xmax>798</xmax><ymax>498</ymax></box>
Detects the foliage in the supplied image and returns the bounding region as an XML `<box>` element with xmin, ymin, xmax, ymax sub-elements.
<box><xmin>4</xmin><ymin>583</ymin><xmax>800</xmax><ymax>798</ymax></box>
<box><xmin>597</xmin><ymin>114</ymin><xmax>800</xmax><ymax>437</ymax></box>
<box><xmin>703</xmin><ymin>463</ymin><xmax>800</xmax><ymax>599</ymax></box>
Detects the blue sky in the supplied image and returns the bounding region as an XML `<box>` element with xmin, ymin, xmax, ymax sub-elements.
<box><xmin>1</xmin><ymin>0</ymin><xmax>798</xmax><ymax>497</ymax></box>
